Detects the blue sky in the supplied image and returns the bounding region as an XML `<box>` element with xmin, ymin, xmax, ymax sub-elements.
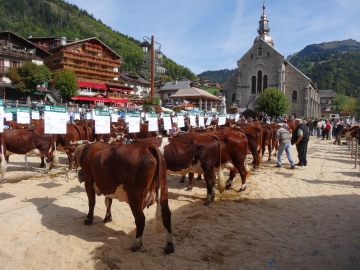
<box><xmin>65</xmin><ymin>0</ymin><xmax>360</xmax><ymax>75</ymax></box>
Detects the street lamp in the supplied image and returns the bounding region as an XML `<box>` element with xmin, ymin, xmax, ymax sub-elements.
<box><xmin>142</xmin><ymin>36</ymin><xmax>164</xmax><ymax>97</ymax></box>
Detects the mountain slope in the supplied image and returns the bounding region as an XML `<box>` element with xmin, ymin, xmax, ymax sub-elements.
<box><xmin>0</xmin><ymin>0</ymin><xmax>196</xmax><ymax>81</ymax></box>
<box><xmin>197</xmin><ymin>40</ymin><xmax>360</xmax><ymax>98</ymax></box>
<box><xmin>197</xmin><ymin>68</ymin><xmax>237</xmax><ymax>84</ymax></box>
<box><xmin>287</xmin><ymin>39</ymin><xmax>360</xmax><ymax>97</ymax></box>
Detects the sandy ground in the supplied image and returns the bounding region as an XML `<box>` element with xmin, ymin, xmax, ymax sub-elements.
<box><xmin>1</xmin><ymin>137</ymin><xmax>360</xmax><ymax>270</ymax></box>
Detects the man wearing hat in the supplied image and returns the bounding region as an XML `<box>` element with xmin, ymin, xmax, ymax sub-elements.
<box><xmin>274</xmin><ymin>123</ymin><xmax>295</xmax><ymax>169</ymax></box>
<box><xmin>291</xmin><ymin>118</ymin><xmax>310</xmax><ymax>166</ymax></box>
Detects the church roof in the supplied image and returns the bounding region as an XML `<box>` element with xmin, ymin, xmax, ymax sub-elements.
<box><xmin>254</xmin><ymin>3</ymin><xmax>274</xmax><ymax>47</ymax></box>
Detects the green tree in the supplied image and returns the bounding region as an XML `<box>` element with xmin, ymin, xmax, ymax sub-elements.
<box><xmin>345</xmin><ymin>96</ymin><xmax>355</xmax><ymax>116</ymax></box>
<box><xmin>54</xmin><ymin>69</ymin><xmax>78</xmax><ymax>100</ymax></box>
<box><xmin>254</xmin><ymin>88</ymin><xmax>290</xmax><ymax>117</ymax></box>
<box><xmin>354</xmin><ymin>96</ymin><xmax>360</xmax><ymax>119</ymax></box>
<box><xmin>6</xmin><ymin>62</ymin><xmax>51</xmax><ymax>103</ymax></box>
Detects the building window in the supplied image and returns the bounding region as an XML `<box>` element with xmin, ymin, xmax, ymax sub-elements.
<box><xmin>263</xmin><ymin>75</ymin><xmax>268</xmax><ymax>91</ymax></box>
<box><xmin>232</xmin><ymin>93</ymin><xmax>236</xmax><ymax>104</ymax></box>
<box><xmin>10</xmin><ymin>61</ymin><xmax>20</xmax><ymax>68</ymax></box>
<box><xmin>292</xmin><ymin>90</ymin><xmax>298</xmax><ymax>101</ymax></box>
<box><xmin>268</xmin><ymin>52</ymin><xmax>270</xmax><ymax>57</ymax></box>
<box><xmin>258</xmin><ymin>47</ymin><xmax>262</xmax><ymax>56</ymax></box>
<box><xmin>251</xmin><ymin>54</ymin><xmax>253</xmax><ymax>59</ymax></box>
<box><xmin>251</xmin><ymin>76</ymin><xmax>256</xmax><ymax>94</ymax></box>
<box><xmin>257</xmin><ymin>70</ymin><xmax>262</xmax><ymax>93</ymax></box>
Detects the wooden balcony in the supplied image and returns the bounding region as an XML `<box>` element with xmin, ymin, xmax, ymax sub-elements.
<box><xmin>107</xmin><ymin>92</ymin><xmax>130</xmax><ymax>100</ymax></box>
<box><xmin>1</xmin><ymin>47</ymin><xmax>33</xmax><ymax>60</ymax></box>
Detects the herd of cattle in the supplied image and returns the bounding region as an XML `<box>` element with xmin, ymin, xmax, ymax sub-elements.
<box><xmin>1</xmin><ymin>117</ymin><xmax>357</xmax><ymax>254</ymax></box>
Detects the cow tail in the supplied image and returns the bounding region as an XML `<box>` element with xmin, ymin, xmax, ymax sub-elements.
<box><xmin>53</xmin><ymin>135</ymin><xmax>59</xmax><ymax>166</ymax></box>
<box><xmin>0</xmin><ymin>139</ymin><xmax>7</xmax><ymax>178</ymax></box>
<box><xmin>149</xmin><ymin>144</ymin><xmax>163</xmax><ymax>235</ymax></box>
<box><xmin>210</xmin><ymin>134</ymin><xmax>225</xmax><ymax>193</ymax></box>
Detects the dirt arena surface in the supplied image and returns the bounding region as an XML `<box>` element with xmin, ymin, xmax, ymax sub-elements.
<box><xmin>0</xmin><ymin>137</ymin><xmax>360</xmax><ymax>269</ymax></box>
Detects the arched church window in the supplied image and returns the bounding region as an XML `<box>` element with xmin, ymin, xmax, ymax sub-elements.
<box><xmin>232</xmin><ymin>93</ymin><xmax>236</xmax><ymax>104</ymax></box>
<box><xmin>292</xmin><ymin>90</ymin><xmax>298</xmax><ymax>101</ymax></box>
<box><xmin>251</xmin><ymin>54</ymin><xmax>253</xmax><ymax>59</ymax></box>
<box><xmin>263</xmin><ymin>75</ymin><xmax>268</xmax><ymax>91</ymax></box>
<box><xmin>258</xmin><ymin>47</ymin><xmax>262</xmax><ymax>56</ymax></box>
<box><xmin>251</xmin><ymin>76</ymin><xmax>256</xmax><ymax>94</ymax></box>
<box><xmin>268</xmin><ymin>52</ymin><xmax>270</xmax><ymax>57</ymax></box>
<box><xmin>257</xmin><ymin>70</ymin><xmax>262</xmax><ymax>93</ymax></box>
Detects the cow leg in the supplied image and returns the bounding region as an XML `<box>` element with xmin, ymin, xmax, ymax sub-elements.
<box><xmin>39</xmin><ymin>157</ymin><xmax>45</xmax><ymax>168</ymax></box>
<box><xmin>160</xmin><ymin>200</ymin><xmax>174</xmax><ymax>254</ymax></box>
<box><xmin>203</xmin><ymin>170</ymin><xmax>215</xmax><ymax>206</ymax></box>
<box><xmin>67</xmin><ymin>152</ymin><xmax>73</xmax><ymax>170</ymax></box>
<box><xmin>196</xmin><ymin>174</ymin><xmax>202</xmax><ymax>181</ymax></box>
<box><xmin>129</xmin><ymin>202</ymin><xmax>145</xmax><ymax>252</ymax></box>
<box><xmin>226</xmin><ymin>170</ymin><xmax>237</xmax><ymax>189</ymax></box>
<box><xmin>84</xmin><ymin>179</ymin><xmax>96</xmax><ymax>225</ymax></box>
<box><xmin>179</xmin><ymin>175</ymin><xmax>186</xmax><ymax>183</ymax></box>
<box><xmin>186</xmin><ymin>172</ymin><xmax>195</xmax><ymax>191</ymax></box>
<box><xmin>267</xmin><ymin>143</ymin><xmax>272</xmax><ymax>161</ymax></box>
<box><xmin>103</xmin><ymin>197</ymin><xmax>113</xmax><ymax>223</ymax></box>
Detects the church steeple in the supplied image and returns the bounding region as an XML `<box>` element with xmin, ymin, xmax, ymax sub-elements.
<box><xmin>254</xmin><ymin>2</ymin><xmax>274</xmax><ymax>47</ymax></box>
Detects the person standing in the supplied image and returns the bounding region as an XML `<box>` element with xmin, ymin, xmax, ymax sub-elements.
<box><xmin>274</xmin><ymin>123</ymin><xmax>295</xmax><ymax>169</ymax></box>
<box><xmin>291</xmin><ymin>118</ymin><xmax>310</xmax><ymax>166</ymax></box>
<box><xmin>69</xmin><ymin>110</ymin><xmax>74</xmax><ymax>124</ymax></box>
<box><xmin>316</xmin><ymin>119</ymin><xmax>323</xmax><ymax>138</ymax></box>
<box><xmin>333</xmin><ymin>120</ymin><xmax>343</xmax><ymax>145</ymax></box>
<box><xmin>322</xmin><ymin>120</ymin><xmax>331</xmax><ymax>140</ymax></box>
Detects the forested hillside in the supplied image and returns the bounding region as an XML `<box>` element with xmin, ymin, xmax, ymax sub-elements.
<box><xmin>197</xmin><ymin>68</ymin><xmax>237</xmax><ymax>84</ymax></box>
<box><xmin>0</xmin><ymin>0</ymin><xmax>196</xmax><ymax>81</ymax></box>
<box><xmin>287</xmin><ymin>39</ymin><xmax>360</xmax><ymax>97</ymax></box>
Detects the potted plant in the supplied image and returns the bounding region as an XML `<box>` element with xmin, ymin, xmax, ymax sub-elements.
<box><xmin>172</xmin><ymin>105</ymin><xmax>182</xmax><ymax>113</ymax></box>
<box><xmin>142</xmin><ymin>97</ymin><xmax>161</xmax><ymax>113</ymax></box>
<box><xmin>229</xmin><ymin>106</ymin><xmax>239</xmax><ymax>114</ymax></box>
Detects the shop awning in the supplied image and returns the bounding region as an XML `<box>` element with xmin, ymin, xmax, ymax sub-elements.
<box><xmin>92</xmin><ymin>83</ymin><xmax>107</xmax><ymax>90</ymax></box>
<box><xmin>108</xmin><ymin>87</ymin><xmax>131</xmax><ymax>92</ymax></box>
<box><xmin>77</xmin><ymin>81</ymin><xmax>93</xmax><ymax>88</ymax></box>
<box><xmin>71</xmin><ymin>96</ymin><xmax>127</xmax><ymax>104</ymax></box>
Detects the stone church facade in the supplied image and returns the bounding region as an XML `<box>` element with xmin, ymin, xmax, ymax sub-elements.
<box><xmin>223</xmin><ymin>4</ymin><xmax>320</xmax><ymax>118</ymax></box>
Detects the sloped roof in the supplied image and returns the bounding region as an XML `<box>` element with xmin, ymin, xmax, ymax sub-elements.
<box><xmin>318</xmin><ymin>90</ymin><xmax>336</xmax><ymax>98</ymax></box>
<box><xmin>169</xmin><ymin>87</ymin><xmax>221</xmax><ymax>101</ymax></box>
<box><xmin>160</xmin><ymin>80</ymin><xmax>191</xmax><ymax>91</ymax></box>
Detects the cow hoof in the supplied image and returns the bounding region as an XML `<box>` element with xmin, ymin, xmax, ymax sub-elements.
<box><xmin>226</xmin><ymin>183</ymin><xmax>232</xmax><ymax>190</ymax></box>
<box><xmin>83</xmin><ymin>218</ymin><xmax>93</xmax><ymax>225</ymax></box>
<box><xmin>185</xmin><ymin>186</ymin><xmax>192</xmax><ymax>191</ymax></box>
<box><xmin>239</xmin><ymin>186</ymin><xmax>246</xmax><ymax>192</ymax></box>
<box><xmin>103</xmin><ymin>217</ymin><xmax>112</xmax><ymax>223</ymax></box>
<box><xmin>179</xmin><ymin>176</ymin><xmax>185</xmax><ymax>183</ymax></box>
<box><xmin>39</xmin><ymin>164</ymin><xmax>45</xmax><ymax>168</ymax></box>
<box><xmin>130</xmin><ymin>242</ymin><xmax>142</xmax><ymax>252</ymax></box>
<box><xmin>164</xmin><ymin>242</ymin><xmax>175</xmax><ymax>254</ymax></box>
<box><xmin>204</xmin><ymin>200</ymin><xmax>211</xmax><ymax>206</ymax></box>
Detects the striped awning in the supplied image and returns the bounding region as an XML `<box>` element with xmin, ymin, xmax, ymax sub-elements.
<box><xmin>70</xmin><ymin>96</ymin><xmax>127</xmax><ymax>104</ymax></box>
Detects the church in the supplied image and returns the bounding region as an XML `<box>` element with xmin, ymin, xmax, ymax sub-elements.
<box><xmin>223</xmin><ymin>3</ymin><xmax>321</xmax><ymax>118</ymax></box>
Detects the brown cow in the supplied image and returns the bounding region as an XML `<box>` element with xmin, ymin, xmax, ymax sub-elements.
<box><xmin>3</xmin><ymin>127</ymin><xmax>55</xmax><ymax>172</ymax></box>
<box><xmin>78</xmin><ymin>141</ymin><xmax>174</xmax><ymax>254</ymax></box>
<box><xmin>192</xmin><ymin>127</ymin><xmax>251</xmax><ymax>192</ymax></box>
<box><xmin>126</xmin><ymin>133</ymin><xmax>225</xmax><ymax>206</ymax></box>
<box><xmin>234</xmin><ymin>124</ymin><xmax>263</xmax><ymax>170</ymax></box>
